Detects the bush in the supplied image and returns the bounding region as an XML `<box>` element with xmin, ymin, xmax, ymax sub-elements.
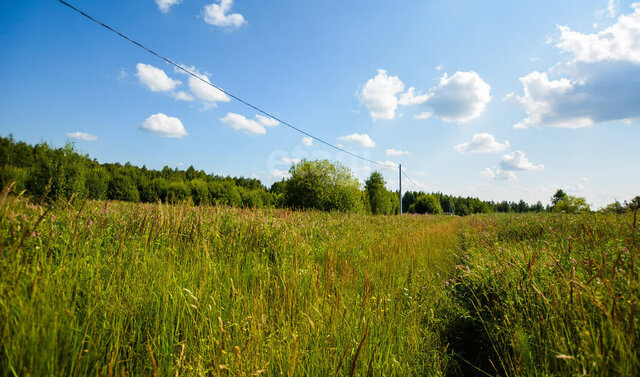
<box><xmin>285</xmin><ymin>159</ymin><xmax>363</xmax><ymax>213</ymax></box>
<box><xmin>189</xmin><ymin>179</ymin><xmax>209</xmax><ymax>205</ymax></box>
<box><xmin>108</xmin><ymin>173</ymin><xmax>139</xmax><ymax>202</ymax></box>
<box><xmin>413</xmin><ymin>194</ymin><xmax>443</xmax><ymax>214</ymax></box>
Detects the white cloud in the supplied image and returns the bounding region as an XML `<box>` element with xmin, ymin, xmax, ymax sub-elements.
<box><xmin>499</xmin><ymin>151</ymin><xmax>544</xmax><ymax>171</ymax></box>
<box><xmin>507</xmin><ymin>4</ymin><xmax>640</xmax><ymax>129</ymax></box>
<box><xmin>386</xmin><ymin>148</ymin><xmax>410</xmax><ymax>156</ymax></box>
<box><xmin>567</xmin><ymin>181</ymin><xmax>587</xmax><ymax>194</ymax></box>
<box><xmin>172</xmin><ymin>65</ymin><xmax>230</xmax><ymax>106</ymax></box>
<box><xmin>282</xmin><ymin>156</ymin><xmax>301</xmax><ymax>165</ymax></box>
<box><xmin>271</xmin><ymin>169</ymin><xmax>291</xmax><ymax>179</ymax></box>
<box><xmin>66</xmin><ymin>131</ymin><xmax>98</xmax><ymax>141</ymax></box>
<box><xmin>435</xmin><ymin>64</ymin><xmax>443</xmax><ymax>71</ymax></box>
<box><xmin>203</xmin><ymin>0</ymin><xmax>246</xmax><ymax>29</ymax></box>
<box><xmin>376</xmin><ymin>160</ymin><xmax>398</xmax><ymax>170</ymax></box>
<box><xmin>338</xmin><ymin>133</ymin><xmax>376</xmax><ymax>148</ymax></box>
<box><xmin>172</xmin><ymin>91</ymin><xmax>194</xmax><ymax>101</ymax></box>
<box><xmin>359</xmin><ymin>69</ymin><xmax>491</xmax><ymax>123</ymax></box>
<box><xmin>302</xmin><ymin>137</ymin><xmax>313</xmax><ymax>146</ymax></box>
<box><xmin>399</xmin><ymin>87</ymin><xmax>429</xmax><ymax>106</ymax></box>
<box><xmin>508</xmin><ymin>53</ymin><xmax>640</xmax><ymax>128</ymax></box>
<box><xmin>557</xmin><ymin>4</ymin><xmax>640</xmax><ymax>63</ymax></box>
<box><xmin>424</xmin><ymin>71</ymin><xmax>492</xmax><ymax>123</ymax></box>
<box><xmin>221</xmin><ymin>113</ymin><xmax>266</xmax><ymax>135</ymax></box>
<box><xmin>454</xmin><ymin>133</ymin><xmax>510</xmax><ymax>154</ymax></box>
<box><xmin>140</xmin><ymin>113</ymin><xmax>187</xmax><ymax>138</ymax></box>
<box><xmin>606</xmin><ymin>0</ymin><xmax>619</xmax><ymax>18</ymax></box>
<box><xmin>255</xmin><ymin>114</ymin><xmax>279</xmax><ymax>127</ymax></box>
<box><xmin>136</xmin><ymin>63</ymin><xmax>181</xmax><ymax>92</ymax></box>
<box><xmin>188</xmin><ymin>73</ymin><xmax>230</xmax><ymax>105</ymax></box>
<box><xmin>482</xmin><ymin>167</ymin><xmax>518</xmax><ymax>181</ymax></box>
<box><xmin>414</xmin><ymin>111</ymin><xmax>433</xmax><ymax>120</ymax></box>
<box><xmin>505</xmin><ymin>71</ymin><xmax>582</xmax><ymax>129</ymax></box>
<box><xmin>359</xmin><ymin>69</ymin><xmax>405</xmax><ymax>120</ymax></box>
<box><xmin>155</xmin><ymin>0</ymin><xmax>182</xmax><ymax>13</ymax></box>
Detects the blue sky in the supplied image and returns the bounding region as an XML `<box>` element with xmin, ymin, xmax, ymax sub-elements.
<box><xmin>1</xmin><ymin>0</ymin><xmax>639</xmax><ymax>208</ymax></box>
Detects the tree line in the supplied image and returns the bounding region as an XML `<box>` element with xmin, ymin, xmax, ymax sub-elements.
<box><xmin>1</xmin><ymin>136</ymin><xmax>636</xmax><ymax>216</ymax></box>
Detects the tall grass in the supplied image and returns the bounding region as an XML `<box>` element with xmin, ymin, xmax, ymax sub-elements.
<box><xmin>444</xmin><ymin>213</ymin><xmax>639</xmax><ymax>376</ymax></box>
<box><xmin>0</xmin><ymin>186</ymin><xmax>459</xmax><ymax>376</ymax></box>
<box><xmin>1</xmin><ymin>183</ymin><xmax>637</xmax><ymax>376</ymax></box>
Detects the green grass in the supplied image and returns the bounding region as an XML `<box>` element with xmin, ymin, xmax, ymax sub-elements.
<box><xmin>444</xmin><ymin>213</ymin><xmax>639</xmax><ymax>376</ymax></box>
<box><xmin>0</xmin><ymin>188</ymin><xmax>638</xmax><ymax>376</ymax></box>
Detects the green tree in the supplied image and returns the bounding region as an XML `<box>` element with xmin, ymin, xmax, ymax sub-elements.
<box><xmin>365</xmin><ymin>171</ymin><xmax>392</xmax><ymax>215</ymax></box>
<box><xmin>552</xmin><ymin>195</ymin><xmax>590</xmax><ymax>214</ymax></box>
<box><xmin>27</xmin><ymin>144</ymin><xmax>65</xmax><ymax>201</ymax></box>
<box><xmin>413</xmin><ymin>194</ymin><xmax>443</xmax><ymax>214</ymax></box>
<box><xmin>285</xmin><ymin>159</ymin><xmax>363</xmax><ymax>213</ymax></box>
<box><xmin>551</xmin><ymin>189</ymin><xmax>568</xmax><ymax>206</ymax></box>
<box><xmin>85</xmin><ymin>167</ymin><xmax>109</xmax><ymax>199</ymax></box>
<box><xmin>189</xmin><ymin>179</ymin><xmax>209</xmax><ymax>205</ymax></box>
<box><xmin>402</xmin><ymin>191</ymin><xmax>417</xmax><ymax>212</ymax></box>
<box><xmin>107</xmin><ymin>173</ymin><xmax>139</xmax><ymax>202</ymax></box>
<box><xmin>628</xmin><ymin>196</ymin><xmax>640</xmax><ymax>228</ymax></box>
<box><xmin>166</xmin><ymin>181</ymin><xmax>189</xmax><ymax>202</ymax></box>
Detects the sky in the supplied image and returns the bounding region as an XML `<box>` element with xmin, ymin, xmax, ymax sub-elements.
<box><xmin>1</xmin><ymin>0</ymin><xmax>639</xmax><ymax>208</ymax></box>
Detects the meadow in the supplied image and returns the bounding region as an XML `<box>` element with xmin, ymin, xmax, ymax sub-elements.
<box><xmin>0</xmin><ymin>186</ymin><xmax>638</xmax><ymax>376</ymax></box>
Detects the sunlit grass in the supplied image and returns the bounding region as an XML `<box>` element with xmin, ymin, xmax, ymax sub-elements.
<box><xmin>1</xmin><ymin>186</ymin><xmax>637</xmax><ymax>376</ymax></box>
<box><xmin>0</xmin><ymin>188</ymin><xmax>459</xmax><ymax>376</ymax></box>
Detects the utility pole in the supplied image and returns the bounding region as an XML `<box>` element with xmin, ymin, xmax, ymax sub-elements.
<box><xmin>399</xmin><ymin>164</ymin><xmax>402</xmax><ymax>216</ymax></box>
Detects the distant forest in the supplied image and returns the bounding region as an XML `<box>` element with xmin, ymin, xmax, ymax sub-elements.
<box><xmin>0</xmin><ymin>135</ymin><xmax>631</xmax><ymax>215</ymax></box>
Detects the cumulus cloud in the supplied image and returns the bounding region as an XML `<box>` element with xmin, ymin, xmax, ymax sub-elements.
<box><xmin>203</xmin><ymin>0</ymin><xmax>246</xmax><ymax>29</ymax></box>
<box><xmin>255</xmin><ymin>114</ymin><xmax>279</xmax><ymax>127</ymax></box>
<box><xmin>271</xmin><ymin>169</ymin><xmax>291</xmax><ymax>179</ymax></box>
<box><xmin>359</xmin><ymin>69</ymin><xmax>405</xmax><ymax>120</ymax></box>
<box><xmin>481</xmin><ymin>167</ymin><xmax>517</xmax><ymax>181</ymax></box>
<box><xmin>170</xmin><ymin>65</ymin><xmax>230</xmax><ymax>106</ymax></box>
<box><xmin>376</xmin><ymin>160</ymin><xmax>398</xmax><ymax>170</ymax></box>
<box><xmin>188</xmin><ymin>73</ymin><xmax>230</xmax><ymax>105</ymax></box>
<box><xmin>221</xmin><ymin>113</ymin><xmax>266</xmax><ymax>135</ymax></box>
<box><xmin>423</xmin><ymin>71</ymin><xmax>492</xmax><ymax>123</ymax></box>
<box><xmin>507</xmin><ymin>63</ymin><xmax>640</xmax><ymax>129</ymax></box>
<box><xmin>282</xmin><ymin>156</ymin><xmax>301</xmax><ymax>165</ymax></box>
<box><xmin>508</xmin><ymin>4</ymin><xmax>640</xmax><ymax>129</ymax></box>
<box><xmin>66</xmin><ymin>131</ymin><xmax>98</xmax><ymax>141</ymax></box>
<box><xmin>155</xmin><ymin>0</ymin><xmax>182</xmax><ymax>13</ymax></box>
<box><xmin>338</xmin><ymin>133</ymin><xmax>376</xmax><ymax>148</ymax></box>
<box><xmin>566</xmin><ymin>177</ymin><xmax>589</xmax><ymax>194</ymax></box>
<box><xmin>399</xmin><ymin>87</ymin><xmax>429</xmax><ymax>106</ymax></box>
<box><xmin>499</xmin><ymin>151</ymin><xmax>544</xmax><ymax>171</ymax></box>
<box><xmin>302</xmin><ymin>137</ymin><xmax>313</xmax><ymax>146</ymax></box>
<box><xmin>140</xmin><ymin>113</ymin><xmax>187</xmax><ymax>138</ymax></box>
<box><xmin>172</xmin><ymin>91</ymin><xmax>194</xmax><ymax>101</ymax></box>
<box><xmin>386</xmin><ymin>148</ymin><xmax>410</xmax><ymax>156</ymax></box>
<box><xmin>359</xmin><ymin>69</ymin><xmax>491</xmax><ymax>123</ymax></box>
<box><xmin>136</xmin><ymin>63</ymin><xmax>181</xmax><ymax>92</ymax></box>
<box><xmin>454</xmin><ymin>133</ymin><xmax>510</xmax><ymax>154</ymax></box>
<box><xmin>556</xmin><ymin>3</ymin><xmax>640</xmax><ymax>63</ymax></box>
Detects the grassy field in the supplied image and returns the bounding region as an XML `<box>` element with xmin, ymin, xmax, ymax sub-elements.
<box><xmin>0</xmin><ymin>188</ymin><xmax>638</xmax><ymax>376</ymax></box>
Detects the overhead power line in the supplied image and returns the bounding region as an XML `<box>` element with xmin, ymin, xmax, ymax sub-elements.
<box><xmin>57</xmin><ymin>0</ymin><xmax>395</xmax><ymax>169</ymax></box>
<box><xmin>402</xmin><ymin>171</ymin><xmax>423</xmax><ymax>190</ymax></box>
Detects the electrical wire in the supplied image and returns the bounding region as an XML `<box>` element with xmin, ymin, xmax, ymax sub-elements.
<box><xmin>401</xmin><ymin>170</ymin><xmax>423</xmax><ymax>190</ymax></box>
<box><xmin>57</xmin><ymin>0</ymin><xmax>396</xmax><ymax>169</ymax></box>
